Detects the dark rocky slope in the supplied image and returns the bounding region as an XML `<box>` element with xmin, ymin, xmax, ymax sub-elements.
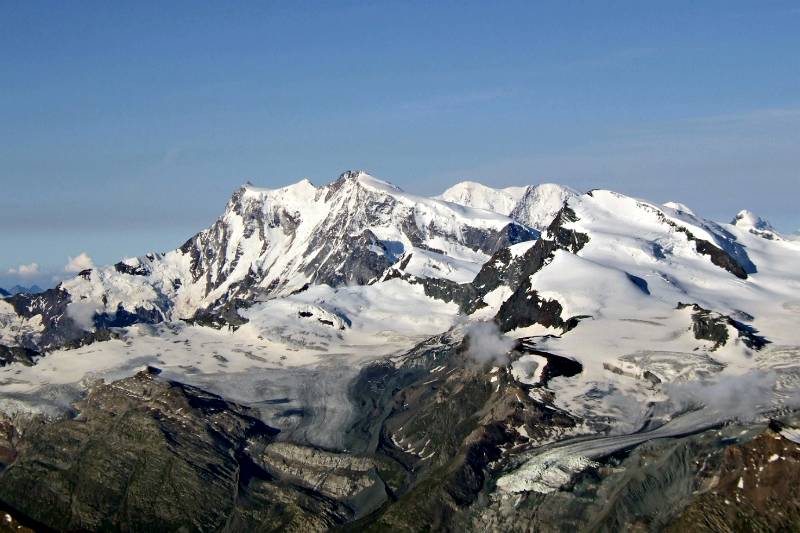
<box><xmin>0</xmin><ymin>369</ymin><xmax>379</xmax><ymax>532</ymax></box>
<box><xmin>1</xmin><ymin>341</ymin><xmax>798</xmax><ymax>532</ymax></box>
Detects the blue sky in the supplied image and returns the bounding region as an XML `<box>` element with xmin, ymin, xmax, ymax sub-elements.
<box><xmin>2</xmin><ymin>1</ymin><xmax>799</xmax><ymax>287</ymax></box>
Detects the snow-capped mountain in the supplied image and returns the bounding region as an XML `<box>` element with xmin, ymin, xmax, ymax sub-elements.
<box><xmin>115</xmin><ymin>170</ymin><xmax>533</xmax><ymax>308</ymax></box>
<box><xmin>440</xmin><ymin>181</ymin><xmax>578</xmax><ymax>230</ymax></box>
<box><xmin>0</xmin><ymin>171</ymin><xmax>535</xmax><ymax>353</ymax></box>
<box><xmin>509</xmin><ymin>183</ymin><xmax>579</xmax><ymax>230</ymax></box>
<box><xmin>1</xmin><ymin>171</ymin><xmax>800</xmax><ymax>531</ymax></box>
<box><xmin>463</xmin><ymin>189</ymin><xmax>800</xmax><ymax>418</ymax></box>
<box><xmin>731</xmin><ymin>208</ymin><xmax>786</xmax><ymax>241</ymax></box>
<box><xmin>732</xmin><ymin>209</ymin><xmax>774</xmax><ymax>231</ymax></box>
<box><xmin>2</xmin><ymin>172</ymin><xmax>798</xmax><ymax>366</ymax></box>
<box><xmin>437</xmin><ymin>181</ymin><xmax>528</xmax><ymax>215</ymax></box>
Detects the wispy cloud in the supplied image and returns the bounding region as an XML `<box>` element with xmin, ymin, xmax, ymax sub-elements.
<box><xmin>566</xmin><ymin>47</ymin><xmax>657</xmax><ymax>70</ymax></box>
<box><xmin>682</xmin><ymin>107</ymin><xmax>800</xmax><ymax>126</ymax></box>
<box><xmin>393</xmin><ymin>88</ymin><xmax>512</xmax><ymax>117</ymax></box>
<box><xmin>7</xmin><ymin>262</ymin><xmax>40</xmax><ymax>277</ymax></box>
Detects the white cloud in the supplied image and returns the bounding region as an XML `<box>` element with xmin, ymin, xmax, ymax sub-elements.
<box><xmin>66</xmin><ymin>301</ymin><xmax>99</xmax><ymax>330</ymax></box>
<box><xmin>64</xmin><ymin>252</ymin><xmax>94</xmax><ymax>273</ymax></box>
<box><xmin>8</xmin><ymin>262</ymin><xmax>40</xmax><ymax>277</ymax></box>
<box><xmin>464</xmin><ymin>321</ymin><xmax>516</xmax><ymax>365</ymax></box>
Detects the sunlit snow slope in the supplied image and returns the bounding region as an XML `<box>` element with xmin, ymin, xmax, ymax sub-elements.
<box><xmin>440</xmin><ymin>181</ymin><xmax>578</xmax><ymax>230</ymax></box>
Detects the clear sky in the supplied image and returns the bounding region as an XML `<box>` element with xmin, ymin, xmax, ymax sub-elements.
<box><xmin>2</xmin><ymin>1</ymin><xmax>799</xmax><ymax>288</ymax></box>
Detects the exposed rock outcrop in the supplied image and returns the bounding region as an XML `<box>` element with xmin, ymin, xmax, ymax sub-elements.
<box><xmin>0</xmin><ymin>370</ymin><xmax>358</xmax><ymax>531</ymax></box>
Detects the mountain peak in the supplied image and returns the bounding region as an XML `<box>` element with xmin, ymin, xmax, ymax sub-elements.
<box><xmin>439</xmin><ymin>181</ymin><xmax>578</xmax><ymax>230</ymax></box>
<box><xmin>239</xmin><ymin>177</ymin><xmax>317</xmax><ymax>195</ymax></box>
<box><xmin>439</xmin><ymin>181</ymin><xmax>527</xmax><ymax>215</ymax></box>
<box><xmin>732</xmin><ymin>209</ymin><xmax>773</xmax><ymax>231</ymax></box>
<box><xmin>731</xmin><ymin>209</ymin><xmax>783</xmax><ymax>241</ymax></box>
<box><xmin>663</xmin><ymin>201</ymin><xmax>696</xmax><ymax>215</ymax></box>
<box><xmin>337</xmin><ymin>169</ymin><xmax>367</xmax><ymax>181</ymax></box>
<box><xmin>331</xmin><ymin>170</ymin><xmax>403</xmax><ymax>194</ymax></box>
<box><xmin>6</xmin><ymin>284</ymin><xmax>44</xmax><ymax>295</ymax></box>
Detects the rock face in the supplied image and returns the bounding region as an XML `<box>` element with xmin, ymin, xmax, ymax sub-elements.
<box><xmin>1</xmin><ymin>288</ymin><xmax>79</xmax><ymax>352</ymax></box>
<box><xmin>0</xmin><ymin>287</ymin><xmax>155</xmax><ymax>359</ymax></box>
<box><xmin>258</xmin><ymin>442</ymin><xmax>384</xmax><ymax>513</ymax></box>
<box><xmin>0</xmin><ymin>370</ymin><xmax>374</xmax><ymax>532</ymax></box>
<box><xmin>0</xmin><ymin>345</ymin><xmax>38</xmax><ymax>367</ymax></box>
<box><xmin>342</xmin><ymin>331</ymin><xmax>580</xmax><ymax>531</ymax></box>
<box><xmin>668</xmin><ymin>424</ymin><xmax>800</xmax><ymax>532</ymax></box>
<box><xmin>472</xmin><ymin>205</ymin><xmax>590</xmax><ymax>331</ymax></box>
<box><xmin>661</xmin><ymin>215</ymin><xmax>750</xmax><ymax>279</ymax></box>
<box><xmin>679</xmin><ymin>302</ymin><xmax>769</xmax><ymax>350</ymax></box>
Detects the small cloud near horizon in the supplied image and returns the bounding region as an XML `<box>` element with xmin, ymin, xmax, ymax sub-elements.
<box><xmin>7</xmin><ymin>262</ymin><xmax>40</xmax><ymax>277</ymax></box>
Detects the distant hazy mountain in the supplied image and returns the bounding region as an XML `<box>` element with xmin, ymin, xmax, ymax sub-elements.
<box><xmin>6</xmin><ymin>284</ymin><xmax>44</xmax><ymax>295</ymax></box>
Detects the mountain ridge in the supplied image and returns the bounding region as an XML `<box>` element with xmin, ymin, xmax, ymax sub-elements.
<box><xmin>439</xmin><ymin>180</ymin><xmax>579</xmax><ymax>231</ymax></box>
<box><xmin>1</xmin><ymin>170</ymin><xmax>800</xmax><ymax>532</ymax></box>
